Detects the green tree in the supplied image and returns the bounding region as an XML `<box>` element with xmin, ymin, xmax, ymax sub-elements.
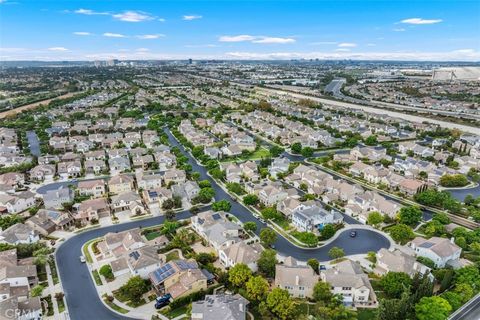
<box><xmin>415</xmin><ymin>296</ymin><xmax>452</xmax><ymax>320</ymax></box>
<box><xmin>291</xmin><ymin>142</ymin><xmax>302</xmax><ymax>154</ymax></box>
<box><xmin>455</xmin><ymin>266</ymin><xmax>480</xmax><ymax>290</ymax></box>
<box><xmin>260</xmin><ymin>228</ymin><xmax>277</xmax><ymax>247</ymax></box>
<box><xmin>328</xmin><ymin>246</ymin><xmax>345</xmax><ymax>260</ymax></box>
<box><xmin>243</xmin><ymin>221</ymin><xmax>257</xmax><ymax>233</ymax></box>
<box><xmin>319</xmin><ymin>224</ymin><xmax>336</xmax><ymax>240</ymax></box>
<box><xmin>30</xmin><ymin>285</ymin><xmax>44</xmax><ymax>297</ymax></box>
<box><xmin>195</xmin><ymin>187</ymin><xmax>215</xmax><ymax>203</ymax></box>
<box><xmin>265</xmin><ymin>288</ymin><xmax>296</xmax><ymax>320</ymax></box>
<box><xmin>307</xmin><ymin>258</ymin><xmax>320</xmax><ymax>274</ymax></box>
<box><xmin>246</xmin><ymin>275</ymin><xmax>269</xmax><ymax>302</ymax></box>
<box><xmin>258</xmin><ymin>249</ymin><xmax>277</xmax><ymax>278</ymax></box>
<box><xmin>211</xmin><ymin>199</ymin><xmax>232</xmax><ymax>212</ymax></box>
<box><xmin>365</xmin><ymin>135</ymin><xmax>378</xmax><ymax>146</ymax></box>
<box><xmin>198</xmin><ymin>180</ymin><xmax>211</xmax><ymax>188</ymax></box>
<box><xmin>398</xmin><ymin>206</ymin><xmax>422</xmax><ymax>226</ymax></box>
<box><xmin>261</xmin><ymin>207</ymin><xmax>280</xmax><ymax>220</ymax></box>
<box><xmin>269</xmin><ymin>146</ymin><xmax>285</xmax><ymax>157</ymax></box>
<box><xmin>301</xmin><ymin>147</ymin><xmax>314</xmax><ymax>158</ymax></box>
<box><xmin>367</xmin><ymin>211</ymin><xmax>384</xmax><ymax>227</ymax></box>
<box><xmin>228</xmin><ymin>263</ymin><xmax>252</xmax><ymax>287</ymax></box>
<box><xmin>119</xmin><ymin>276</ymin><xmax>149</xmax><ymax>303</ymax></box>
<box><xmin>99</xmin><ymin>265</ymin><xmax>114</xmax><ymax>280</ymax></box>
<box><xmin>440</xmin><ymin>174</ymin><xmax>469</xmax><ymax>187</ymax></box>
<box><xmin>389</xmin><ymin>224</ymin><xmax>415</xmax><ymax>244</ymax></box>
<box><xmin>380</xmin><ymin>272</ymin><xmax>412</xmax><ymax>298</ymax></box>
<box><xmin>243</xmin><ymin>194</ymin><xmax>259</xmax><ymax>206</ymax></box>
<box><xmin>312</xmin><ymin>281</ymin><xmax>333</xmax><ymax>302</ymax></box>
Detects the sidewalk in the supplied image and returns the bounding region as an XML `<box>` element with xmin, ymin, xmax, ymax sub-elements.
<box><xmin>45</xmin><ymin>262</ymin><xmax>61</xmax><ymax>320</ymax></box>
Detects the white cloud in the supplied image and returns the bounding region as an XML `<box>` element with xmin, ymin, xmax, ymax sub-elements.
<box><xmin>136</xmin><ymin>34</ymin><xmax>165</xmax><ymax>39</ymax></box>
<box><xmin>252</xmin><ymin>37</ymin><xmax>295</xmax><ymax>44</ymax></box>
<box><xmin>74</xmin><ymin>8</ymin><xmax>109</xmax><ymax>15</ymax></box>
<box><xmin>113</xmin><ymin>11</ymin><xmax>153</xmax><ymax>22</ymax></box>
<box><xmin>219</xmin><ymin>35</ymin><xmax>256</xmax><ymax>42</ymax></box>
<box><xmin>182</xmin><ymin>15</ymin><xmax>202</xmax><ymax>20</ymax></box>
<box><xmin>158</xmin><ymin>18</ymin><xmax>166</xmax><ymax>22</ymax></box>
<box><xmin>48</xmin><ymin>47</ymin><xmax>68</xmax><ymax>51</ymax></box>
<box><xmin>338</xmin><ymin>42</ymin><xmax>357</xmax><ymax>48</ymax></box>
<box><xmin>401</xmin><ymin>18</ymin><xmax>442</xmax><ymax>25</ymax></box>
<box><xmin>136</xmin><ymin>48</ymin><xmax>150</xmax><ymax>52</ymax></box>
<box><xmin>367</xmin><ymin>43</ymin><xmax>376</xmax><ymax>47</ymax></box>
<box><xmin>103</xmin><ymin>32</ymin><xmax>126</xmax><ymax>38</ymax></box>
<box><xmin>335</xmin><ymin>48</ymin><xmax>351</xmax><ymax>52</ymax></box>
<box><xmin>73</xmin><ymin>31</ymin><xmax>92</xmax><ymax>36</ymax></box>
<box><xmin>393</xmin><ymin>28</ymin><xmax>406</xmax><ymax>32</ymax></box>
<box><xmin>219</xmin><ymin>35</ymin><xmax>295</xmax><ymax>44</ymax></box>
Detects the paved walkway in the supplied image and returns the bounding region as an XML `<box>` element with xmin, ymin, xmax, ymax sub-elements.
<box><xmin>45</xmin><ymin>262</ymin><xmax>61</xmax><ymax>319</ymax></box>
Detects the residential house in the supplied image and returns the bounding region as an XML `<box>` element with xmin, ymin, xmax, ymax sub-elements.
<box><xmin>374</xmin><ymin>248</ymin><xmax>431</xmax><ymax>277</ymax></box>
<box><xmin>258</xmin><ymin>185</ymin><xmax>288</xmax><ymax>206</ymax></box>
<box><xmin>0</xmin><ymin>191</ymin><xmax>36</xmax><ymax>214</ymax></box>
<box><xmin>219</xmin><ymin>242</ymin><xmax>263</xmax><ymax>272</ymax></box>
<box><xmin>149</xmin><ymin>260</ymin><xmax>209</xmax><ymax>298</ymax></box>
<box><xmin>291</xmin><ymin>201</ymin><xmax>343</xmax><ymax>232</ymax></box>
<box><xmin>275</xmin><ymin>256</ymin><xmax>319</xmax><ymax>298</ymax></box>
<box><xmin>171</xmin><ymin>181</ymin><xmax>200</xmax><ymax>203</ymax></box>
<box><xmin>26</xmin><ymin>209</ymin><xmax>73</xmax><ymax>235</ymax></box>
<box><xmin>191</xmin><ymin>294</ymin><xmax>249</xmax><ymax>320</ymax></box>
<box><xmin>108</xmin><ymin>174</ymin><xmax>135</xmax><ymax>195</ymax></box>
<box><xmin>0</xmin><ymin>224</ymin><xmax>39</xmax><ymax>245</ymax></box>
<box><xmin>269</xmin><ymin>157</ymin><xmax>290</xmax><ymax>178</ymax></box>
<box><xmin>43</xmin><ymin>186</ymin><xmax>74</xmax><ymax>210</ymax></box>
<box><xmin>409</xmin><ymin>237</ymin><xmax>462</xmax><ymax>268</ymax></box>
<box><xmin>77</xmin><ymin>179</ymin><xmax>106</xmax><ymax>198</ymax></box>
<box><xmin>191</xmin><ymin>210</ymin><xmax>242</xmax><ymax>251</ymax></box>
<box><xmin>74</xmin><ymin>198</ymin><xmax>110</xmax><ymax>224</ymax></box>
<box><xmin>30</xmin><ymin>164</ymin><xmax>56</xmax><ymax>182</ymax></box>
<box><xmin>110</xmin><ymin>191</ymin><xmax>145</xmax><ymax>216</ymax></box>
<box><xmin>321</xmin><ymin>260</ymin><xmax>376</xmax><ymax>307</ymax></box>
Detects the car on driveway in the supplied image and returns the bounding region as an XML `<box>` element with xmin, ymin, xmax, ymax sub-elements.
<box><xmin>155</xmin><ymin>293</ymin><xmax>172</xmax><ymax>309</ymax></box>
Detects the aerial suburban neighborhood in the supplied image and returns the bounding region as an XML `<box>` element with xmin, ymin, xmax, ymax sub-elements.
<box><xmin>1</xmin><ymin>1</ymin><xmax>480</xmax><ymax>320</ymax></box>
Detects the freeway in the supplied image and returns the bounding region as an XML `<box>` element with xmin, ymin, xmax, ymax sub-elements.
<box><xmin>449</xmin><ymin>293</ymin><xmax>480</xmax><ymax>320</ymax></box>
<box><xmin>56</xmin><ymin>128</ymin><xmax>391</xmax><ymax>320</ymax></box>
<box><xmin>256</xmin><ymin>87</ymin><xmax>480</xmax><ymax>135</ymax></box>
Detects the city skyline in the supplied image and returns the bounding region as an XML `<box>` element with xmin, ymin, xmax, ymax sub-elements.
<box><xmin>1</xmin><ymin>0</ymin><xmax>479</xmax><ymax>61</ymax></box>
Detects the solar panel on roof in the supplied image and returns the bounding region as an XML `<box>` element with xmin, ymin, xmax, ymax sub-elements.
<box><xmin>212</xmin><ymin>213</ymin><xmax>221</xmax><ymax>220</ymax></box>
<box><xmin>420</xmin><ymin>242</ymin><xmax>435</xmax><ymax>248</ymax></box>
<box><xmin>129</xmin><ymin>251</ymin><xmax>140</xmax><ymax>260</ymax></box>
<box><xmin>152</xmin><ymin>263</ymin><xmax>175</xmax><ymax>283</ymax></box>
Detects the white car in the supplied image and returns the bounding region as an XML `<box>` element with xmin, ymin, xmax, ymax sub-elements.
<box><xmin>79</xmin><ymin>255</ymin><xmax>86</xmax><ymax>263</ymax></box>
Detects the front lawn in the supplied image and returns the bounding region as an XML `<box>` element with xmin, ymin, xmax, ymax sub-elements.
<box><xmin>166</xmin><ymin>251</ymin><xmax>180</xmax><ymax>262</ymax></box>
<box><xmin>160</xmin><ymin>305</ymin><xmax>190</xmax><ymax>319</ymax></box>
<box><xmin>92</xmin><ymin>270</ymin><xmax>102</xmax><ymax>286</ymax></box>
<box><xmin>144</xmin><ymin>230</ymin><xmax>163</xmax><ymax>241</ymax></box>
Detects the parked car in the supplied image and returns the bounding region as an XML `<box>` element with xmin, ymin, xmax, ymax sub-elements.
<box><xmin>79</xmin><ymin>255</ymin><xmax>86</xmax><ymax>263</ymax></box>
<box><xmin>155</xmin><ymin>293</ymin><xmax>172</xmax><ymax>309</ymax></box>
<box><xmin>350</xmin><ymin>231</ymin><xmax>357</xmax><ymax>237</ymax></box>
<box><xmin>319</xmin><ymin>265</ymin><xmax>327</xmax><ymax>271</ymax></box>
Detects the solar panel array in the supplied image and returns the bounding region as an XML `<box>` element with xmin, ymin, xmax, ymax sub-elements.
<box><xmin>212</xmin><ymin>213</ymin><xmax>221</xmax><ymax>220</ymax></box>
<box><xmin>129</xmin><ymin>251</ymin><xmax>140</xmax><ymax>260</ymax></box>
<box><xmin>176</xmin><ymin>260</ymin><xmax>197</xmax><ymax>270</ymax></box>
<box><xmin>152</xmin><ymin>263</ymin><xmax>175</xmax><ymax>283</ymax></box>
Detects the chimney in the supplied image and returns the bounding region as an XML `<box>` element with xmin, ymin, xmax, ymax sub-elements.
<box><xmin>450</xmin><ymin>237</ymin><xmax>455</xmax><ymax>244</ymax></box>
<box><xmin>188</xmin><ymin>269</ymin><xmax>192</xmax><ymax>277</ymax></box>
<box><xmin>239</xmin><ymin>303</ymin><xmax>244</xmax><ymax>312</ymax></box>
<box><xmin>413</xmin><ymin>262</ymin><xmax>418</xmax><ymax>270</ymax></box>
<box><xmin>295</xmin><ymin>275</ymin><xmax>299</xmax><ymax>286</ymax></box>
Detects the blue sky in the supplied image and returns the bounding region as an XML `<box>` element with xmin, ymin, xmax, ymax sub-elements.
<box><xmin>1</xmin><ymin>0</ymin><xmax>479</xmax><ymax>61</ymax></box>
